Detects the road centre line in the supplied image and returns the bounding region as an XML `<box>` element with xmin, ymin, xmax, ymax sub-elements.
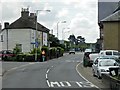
<box><xmin>76</xmin><ymin>62</ymin><xmax>99</xmax><ymax>89</ymax></box>
<box><xmin>46</xmin><ymin>74</ymin><xmax>48</xmax><ymax>79</ymax></box>
<box><xmin>46</xmin><ymin>66</ymin><xmax>54</xmax><ymax>87</ymax></box>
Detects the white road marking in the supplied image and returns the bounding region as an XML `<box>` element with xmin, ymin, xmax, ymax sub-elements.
<box><xmin>46</xmin><ymin>69</ymin><xmax>50</xmax><ymax>74</ymax></box>
<box><xmin>50</xmin><ymin>82</ymin><xmax>61</xmax><ymax>87</ymax></box>
<box><xmin>7</xmin><ymin>67</ymin><xmax>18</xmax><ymax>71</ymax></box>
<box><xmin>46</xmin><ymin>74</ymin><xmax>48</xmax><ymax>79</ymax></box>
<box><xmin>76</xmin><ymin>62</ymin><xmax>99</xmax><ymax>88</ymax></box>
<box><xmin>76</xmin><ymin>82</ymin><xmax>82</xmax><ymax>87</ymax></box>
<box><xmin>59</xmin><ymin>81</ymin><xmax>71</xmax><ymax>87</ymax></box>
<box><xmin>46</xmin><ymin>80</ymin><xmax>51</xmax><ymax>87</ymax></box>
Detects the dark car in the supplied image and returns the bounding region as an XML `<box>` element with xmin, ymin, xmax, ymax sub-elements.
<box><xmin>0</xmin><ymin>50</ymin><xmax>15</xmax><ymax>61</ymax></box>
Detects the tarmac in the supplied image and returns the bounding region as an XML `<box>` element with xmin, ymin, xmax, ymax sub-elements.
<box><xmin>77</xmin><ymin>62</ymin><xmax>109</xmax><ymax>89</ymax></box>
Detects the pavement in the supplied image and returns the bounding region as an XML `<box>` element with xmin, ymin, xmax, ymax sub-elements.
<box><xmin>77</xmin><ymin>62</ymin><xmax>109</xmax><ymax>89</ymax></box>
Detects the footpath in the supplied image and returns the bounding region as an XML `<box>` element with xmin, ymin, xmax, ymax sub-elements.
<box><xmin>77</xmin><ymin>62</ymin><xmax>109</xmax><ymax>89</ymax></box>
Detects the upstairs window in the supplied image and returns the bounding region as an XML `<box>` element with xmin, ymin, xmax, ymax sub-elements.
<box><xmin>1</xmin><ymin>35</ymin><xmax>3</xmax><ymax>42</ymax></box>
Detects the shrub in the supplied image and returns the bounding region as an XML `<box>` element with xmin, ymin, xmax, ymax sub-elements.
<box><xmin>57</xmin><ymin>47</ymin><xmax>64</xmax><ymax>57</ymax></box>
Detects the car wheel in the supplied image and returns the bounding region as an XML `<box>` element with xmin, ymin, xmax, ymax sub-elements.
<box><xmin>92</xmin><ymin>69</ymin><xmax>96</xmax><ymax>77</ymax></box>
<box><xmin>97</xmin><ymin>71</ymin><xmax>101</xmax><ymax>79</ymax></box>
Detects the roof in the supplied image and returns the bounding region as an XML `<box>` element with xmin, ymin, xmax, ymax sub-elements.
<box><xmin>101</xmin><ymin>10</ymin><xmax>120</xmax><ymax>22</ymax></box>
<box><xmin>2</xmin><ymin>8</ymin><xmax>50</xmax><ymax>33</ymax></box>
<box><xmin>98</xmin><ymin>1</ymin><xmax>118</xmax><ymax>22</ymax></box>
<box><xmin>5</xmin><ymin>17</ymin><xmax>49</xmax><ymax>33</ymax></box>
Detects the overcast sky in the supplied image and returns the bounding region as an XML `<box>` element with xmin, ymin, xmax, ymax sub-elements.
<box><xmin>1</xmin><ymin>0</ymin><xmax>100</xmax><ymax>43</ymax></box>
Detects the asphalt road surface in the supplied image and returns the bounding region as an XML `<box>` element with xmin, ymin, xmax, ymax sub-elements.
<box><xmin>2</xmin><ymin>52</ymin><xmax>99</xmax><ymax>89</ymax></box>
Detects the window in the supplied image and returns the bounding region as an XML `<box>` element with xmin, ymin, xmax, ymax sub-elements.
<box><xmin>1</xmin><ymin>35</ymin><xmax>3</xmax><ymax>42</ymax></box>
<box><xmin>106</xmin><ymin>52</ymin><xmax>112</xmax><ymax>55</ymax></box>
<box><xmin>113</xmin><ymin>52</ymin><xmax>119</xmax><ymax>55</ymax></box>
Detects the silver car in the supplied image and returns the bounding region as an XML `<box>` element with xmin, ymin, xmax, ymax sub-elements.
<box><xmin>92</xmin><ymin>58</ymin><xmax>119</xmax><ymax>79</ymax></box>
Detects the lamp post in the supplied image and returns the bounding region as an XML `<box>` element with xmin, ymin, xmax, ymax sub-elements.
<box><xmin>62</xmin><ymin>27</ymin><xmax>70</xmax><ymax>40</ymax></box>
<box><xmin>35</xmin><ymin>9</ymin><xmax>50</xmax><ymax>62</ymax></box>
<box><xmin>56</xmin><ymin>21</ymin><xmax>66</xmax><ymax>39</ymax></box>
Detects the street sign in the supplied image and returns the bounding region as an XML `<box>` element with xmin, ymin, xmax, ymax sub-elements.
<box><xmin>35</xmin><ymin>41</ymin><xmax>39</xmax><ymax>47</ymax></box>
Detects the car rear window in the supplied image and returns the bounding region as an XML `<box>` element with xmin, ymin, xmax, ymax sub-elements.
<box><xmin>106</xmin><ymin>52</ymin><xmax>112</xmax><ymax>55</ymax></box>
<box><xmin>113</xmin><ymin>52</ymin><xmax>119</xmax><ymax>55</ymax></box>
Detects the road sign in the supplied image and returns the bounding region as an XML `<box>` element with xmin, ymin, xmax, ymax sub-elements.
<box><xmin>35</xmin><ymin>41</ymin><xmax>39</xmax><ymax>47</ymax></box>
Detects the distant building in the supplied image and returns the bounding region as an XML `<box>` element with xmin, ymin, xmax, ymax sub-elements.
<box><xmin>0</xmin><ymin>8</ymin><xmax>50</xmax><ymax>52</ymax></box>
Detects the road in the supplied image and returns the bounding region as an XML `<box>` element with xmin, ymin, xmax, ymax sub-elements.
<box><xmin>2</xmin><ymin>52</ymin><xmax>99</xmax><ymax>89</ymax></box>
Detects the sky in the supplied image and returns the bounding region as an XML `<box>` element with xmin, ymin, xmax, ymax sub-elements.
<box><xmin>0</xmin><ymin>0</ymin><xmax>100</xmax><ymax>43</ymax></box>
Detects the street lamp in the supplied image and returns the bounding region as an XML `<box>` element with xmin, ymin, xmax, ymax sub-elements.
<box><xmin>35</xmin><ymin>9</ymin><xmax>50</xmax><ymax>62</ymax></box>
<box><xmin>57</xmin><ymin>21</ymin><xmax>66</xmax><ymax>39</ymax></box>
<box><xmin>62</xmin><ymin>27</ymin><xmax>70</xmax><ymax>40</ymax></box>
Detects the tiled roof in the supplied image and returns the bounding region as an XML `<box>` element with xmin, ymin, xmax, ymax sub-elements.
<box><xmin>7</xmin><ymin>17</ymin><xmax>49</xmax><ymax>32</ymax></box>
<box><xmin>101</xmin><ymin>10</ymin><xmax>120</xmax><ymax>22</ymax></box>
<box><xmin>3</xmin><ymin>8</ymin><xmax>50</xmax><ymax>33</ymax></box>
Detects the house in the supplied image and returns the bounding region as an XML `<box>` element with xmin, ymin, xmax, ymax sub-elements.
<box><xmin>0</xmin><ymin>8</ymin><xmax>50</xmax><ymax>52</ymax></box>
<box><xmin>97</xmin><ymin>1</ymin><xmax>119</xmax><ymax>51</ymax></box>
<box><xmin>97</xmin><ymin>1</ymin><xmax>118</xmax><ymax>48</ymax></box>
<box><xmin>101</xmin><ymin>3</ymin><xmax>120</xmax><ymax>51</ymax></box>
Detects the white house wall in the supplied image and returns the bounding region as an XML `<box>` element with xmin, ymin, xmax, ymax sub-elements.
<box><xmin>2</xmin><ymin>29</ymin><xmax>33</xmax><ymax>52</ymax></box>
<box><xmin>0</xmin><ymin>33</ymin><xmax>2</xmax><ymax>51</ymax></box>
<box><xmin>1</xmin><ymin>30</ymin><xmax>7</xmax><ymax>50</ymax></box>
<box><xmin>1</xmin><ymin>29</ymin><xmax>44</xmax><ymax>52</ymax></box>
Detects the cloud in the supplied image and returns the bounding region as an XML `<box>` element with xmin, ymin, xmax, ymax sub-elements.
<box><xmin>56</xmin><ymin>8</ymin><xmax>69</xmax><ymax>18</ymax></box>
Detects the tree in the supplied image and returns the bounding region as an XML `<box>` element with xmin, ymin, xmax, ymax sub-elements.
<box><xmin>77</xmin><ymin>36</ymin><xmax>85</xmax><ymax>43</ymax></box>
<box><xmin>48</xmin><ymin>34</ymin><xmax>60</xmax><ymax>47</ymax></box>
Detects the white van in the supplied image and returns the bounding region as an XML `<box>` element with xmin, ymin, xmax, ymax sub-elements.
<box><xmin>99</xmin><ymin>50</ymin><xmax>119</xmax><ymax>59</ymax></box>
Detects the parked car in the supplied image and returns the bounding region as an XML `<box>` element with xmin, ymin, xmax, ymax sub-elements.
<box><xmin>0</xmin><ymin>50</ymin><xmax>15</xmax><ymax>61</ymax></box>
<box><xmin>69</xmin><ymin>49</ymin><xmax>75</xmax><ymax>54</ymax></box>
<box><xmin>83</xmin><ymin>51</ymin><xmax>99</xmax><ymax>67</ymax></box>
<box><xmin>99</xmin><ymin>50</ymin><xmax>120</xmax><ymax>59</ymax></box>
<box><xmin>92</xmin><ymin>58</ymin><xmax>119</xmax><ymax>79</ymax></box>
<box><xmin>84</xmin><ymin>49</ymin><xmax>92</xmax><ymax>53</ymax></box>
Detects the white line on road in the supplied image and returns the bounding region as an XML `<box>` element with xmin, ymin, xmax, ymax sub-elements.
<box><xmin>46</xmin><ymin>74</ymin><xmax>48</xmax><ymax>79</ymax></box>
<box><xmin>46</xmin><ymin>69</ymin><xmax>50</xmax><ymax>74</ymax></box>
<box><xmin>76</xmin><ymin>62</ymin><xmax>99</xmax><ymax>89</ymax></box>
<box><xmin>46</xmin><ymin>80</ymin><xmax>51</xmax><ymax>87</ymax></box>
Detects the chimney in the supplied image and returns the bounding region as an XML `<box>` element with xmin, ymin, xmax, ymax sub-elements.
<box><xmin>4</xmin><ymin>22</ymin><xmax>9</xmax><ymax>29</ymax></box>
<box><xmin>21</xmin><ymin>8</ymin><xmax>29</xmax><ymax>18</ymax></box>
<box><xmin>29</xmin><ymin>13</ymin><xmax>37</xmax><ymax>24</ymax></box>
